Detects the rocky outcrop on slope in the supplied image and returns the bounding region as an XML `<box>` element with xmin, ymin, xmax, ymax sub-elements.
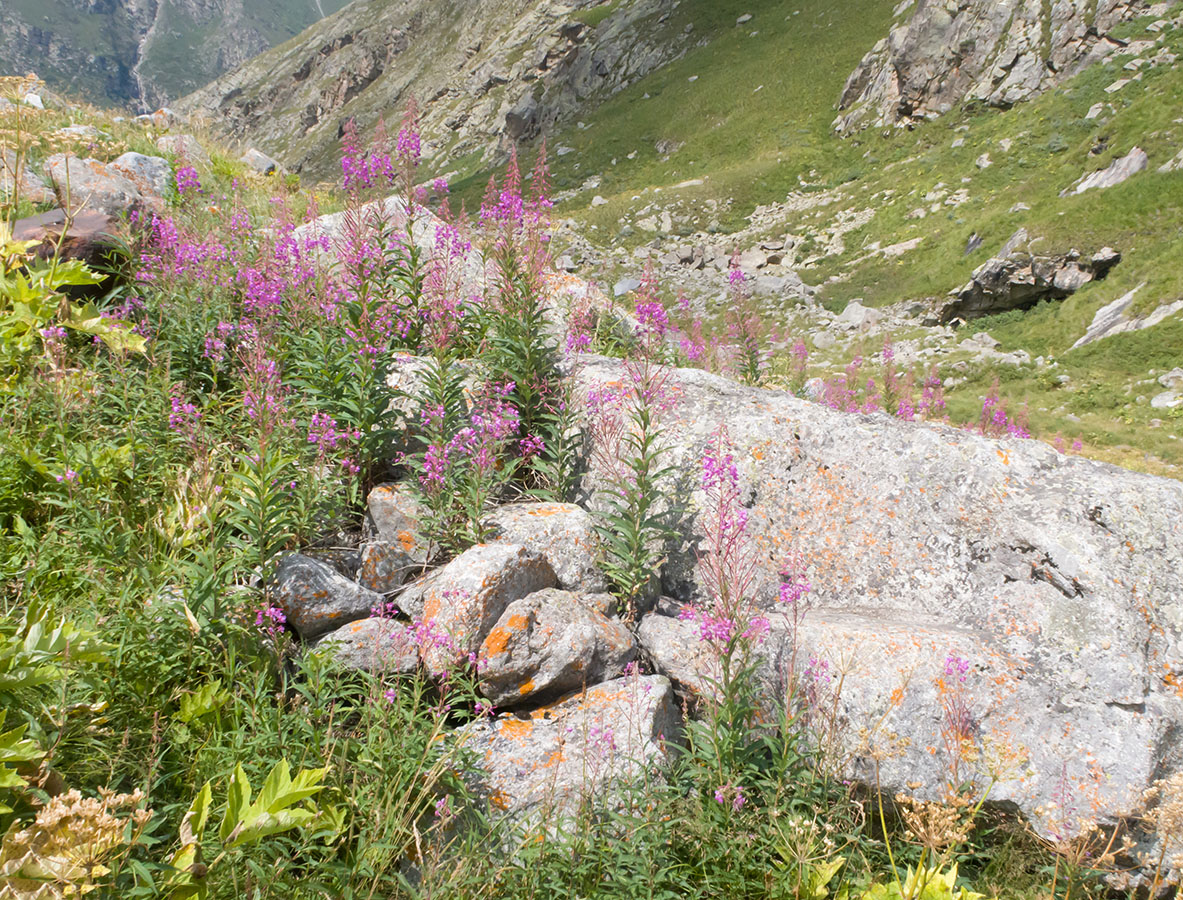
<box><xmin>939</xmin><ymin>231</ymin><xmax>1121</xmax><ymax>323</ymax></box>
<box><xmin>178</xmin><ymin>0</ymin><xmax>688</xmax><ymax>180</ymax></box>
<box><xmin>835</xmin><ymin>0</ymin><xmax>1148</xmax><ymax>133</ymax></box>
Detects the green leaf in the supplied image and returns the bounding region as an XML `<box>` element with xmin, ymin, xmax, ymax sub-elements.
<box><xmin>177</xmin><ymin>680</ymin><xmax>231</xmax><ymax>724</ymax></box>
<box><xmin>218</xmin><ymin>763</ymin><xmax>252</xmax><ymax>843</ymax></box>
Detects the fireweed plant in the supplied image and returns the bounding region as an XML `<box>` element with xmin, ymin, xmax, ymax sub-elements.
<box><xmin>587</xmin><ymin>267</ymin><xmax>679</xmax><ymax>621</ymax></box>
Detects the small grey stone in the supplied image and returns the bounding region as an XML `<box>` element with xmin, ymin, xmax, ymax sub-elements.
<box><xmin>275</xmin><ymin>554</ymin><xmax>383</xmax><ymax>641</ymax></box>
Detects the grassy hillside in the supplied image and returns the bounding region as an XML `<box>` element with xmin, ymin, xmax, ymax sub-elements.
<box><xmin>471</xmin><ymin>0</ymin><xmax>1183</xmax><ymax>477</ymax></box>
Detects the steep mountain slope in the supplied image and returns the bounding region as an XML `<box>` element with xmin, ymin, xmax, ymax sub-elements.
<box><xmin>178</xmin><ymin>0</ymin><xmax>693</xmax><ymax>182</ymax></box>
<box><xmin>0</xmin><ymin>0</ymin><xmax>348</xmax><ymax>110</ymax></box>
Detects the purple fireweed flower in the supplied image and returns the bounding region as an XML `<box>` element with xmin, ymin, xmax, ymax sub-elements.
<box><xmin>396</xmin><ymin>123</ymin><xmax>421</xmax><ymax>169</ymax></box>
<box><xmin>169</xmin><ymin>393</ymin><xmax>201</xmax><ymax>437</ymax></box>
<box><xmin>307</xmin><ymin>411</ymin><xmax>361</xmax><ymax>454</ymax></box>
<box><xmin>175</xmin><ymin>165</ymin><xmax>201</xmax><ymax>195</ymax></box>
<box><xmin>733</xmin><ymin>785</ymin><xmax>746</xmax><ymax>811</ymax></box>
<box><xmin>944</xmin><ymin>654</ymin><xmax>971</xmax><ymax>683</ymax></box>
<box><xmin>255</xmin><ymin>604</ymin><xmax>286</xmax><ymax>639</ymax></box>
<box><xmin>340</xmin><ymin>118</ymin><xmax>372</xmax><ymax>190</ymax></box>
<box><xmin>432</xmin><ymin>177</ymin><xmax>449</xmax><ymax>194</ymax></box>
<box><xmin>634</xmin><ymin>297</ymin><xmax>670</xmax><ymax>339</ymax></box>
<box><xmin>778</xmin><ymin>570</ymin><xmax>812</xmax><ymax>606</ymax></box>
<box><xmin>40</xmin><ymin>325</ymin><xmax>68</xmax><ymax>344</ymax></box>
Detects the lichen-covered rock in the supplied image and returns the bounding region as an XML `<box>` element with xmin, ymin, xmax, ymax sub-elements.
<box><xmin>400</xmin><ymin>543</ymin><xmax>558</xmax><ymax>671</ymax></box>
<box><xmin>111</xmin><ymin>152</ymin><xmax>172</xmax><ymax>199</ymax></box>
<box><xmin>313</xmin><ymin>616</ymin><xmax>419</xmax><ymax>675</ymax></box>
<box><xmin>365</xmin><ymin>482</ymin><xmax>430</xmax><ymax>564</ymax></box>
<box><xmin>275</xmin><ymin>553</ymin><xmax>382</xmax><ymax>641</ymax></box>
<box><xmin>462</xmin><ymin>674</ymin><xmax>681</xmax><ymax>822</ymax></box>
<box><xmin>43</xmin><ymin>154</ymin><xmax>143</xmax><ymax>217</ymax></box>
<box><xmin>638</xmin><ymin>610</ymin><xmax>794</xmax><ymax>710</ymax></box>
<box><xmin>484</xmin><ymin>502</ymin><xmax>607</xmax><ymax>593</ymax></box>
<box><xmin>479</xmin><ymin>589</ymin><xmax>637</xmax><ymax>706</ymax></box>
<box><xmin>576</xmin><ymin>355</ymin><xmax>1183</xmax><ymax>839</ymax></box>
<box><xmin>155</xmin><ymin>134</ymin><xmax>211</xmax><ymax>168</ymax></box>
<box><xmin>836</xmin><ymin>0</ymin><xmax>1142</xmax><ymax>133</ymax></box>
<box><xmin>358</xmin><ymin>540</ymin><xmax>416</xmax><ymax>594</ymax></box>
<box><xmin>638</xmin><ymin>612</ymin><xmax>717</xmax><ymax>699</ymax></box>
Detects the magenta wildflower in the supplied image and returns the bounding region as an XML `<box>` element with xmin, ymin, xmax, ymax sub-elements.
<box><xmin>175</xmin><ymin>165</ymin><xmax>201</xmax><ymax>195</ymax></box>
<box><xmin>255</xmin><ymin>604</ymin><xmax>286</xmax><ymax>639</ymax></box>
<box><xmin>944</xmin><ymin>654</ymin><xmax>971</xmax><ymax>683</ymax></box>
<box><xmin>307</xmin><ymin>411</ymin><xmax>361</xmax><ymax>454</ymax></box>
<box><xmin>635</xmin><ymin>297</ymin><xmax>670</xmax><ymax>339</ymax></box>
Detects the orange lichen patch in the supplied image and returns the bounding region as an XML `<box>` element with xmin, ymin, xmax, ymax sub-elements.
<box><xmin>397</xmin><ymin>529</ymin><xmax>417</xmax><ymax>552</ymax></box>
<box><xmin>484</xmin><ymin>614</ymin><xmax>528</xmax><ymax>656</ymax></box>
<box><xmin>519</xmin><ymin>679</ymin><xmax>536</xmax><ymax>695</ymax></box>
<box><xmin>523</xmin><ymin>505</ymin><xmax>566</xmax><ymax>517</ymax></box>
<box><xmin>483</xmin><ymin>628</ymin><xmax>511</xmax><ymax>656</ymax></box>
<box><xmin>423</xmin><ymin>594</ymin><xmax>441</xmax><ymax>622</ymax></box>
<box><xmin>348</xmin><ymin>621</ymin><xmax>367</xmax><ymax>634</ymax></box>
<box><xmin>543</xmin><ymin>749</ymin><xmax>564</xmax><ymax>768</ymax></box>
<box><xmin>489</xmin><ymin>789</ymin><xmax>511</xmax><ymax>811</ymax></box>
<box><xmin>498</xmin><ymin>719</ymin><xmax>534</xmax><ymax>742</ymax></box>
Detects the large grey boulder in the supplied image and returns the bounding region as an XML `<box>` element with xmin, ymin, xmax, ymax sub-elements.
<box><xmin>358</xmin><ymin>540</ymin><xmax>417</xmax><ymax>594</ymax></box>
<box><xmin>574</xmin><ymin>355</ymin><xmax>1183</xmax><ymax>839</ymax></box>
<box><xmin>479</xmin><ymin>589</ymin><xmax>637</xmax><ymax>707</ymax></box>
<box><xmin>240</xmin><ymin>148</ymin><xmax>282</xmax><ymax>175</ymax></box>
<box><xmin>483</xmin><ymin>502</ymin><xmax>607</xmax><ymax>593</ymax></box>
<box><xmin>2</xmin><ymin>150</ymin><xmax>53</xmax><ymax>204</ymax></box>
<box><xmin>1071</xmin><ymin>283</ymin><xmax>1183</xmax><ymax>348</ymax></box>
<box><xmin>44</xmin><ymin>154</ymin><xmax>145</xmax><ymax>217</ymax></box>
<box><xmin>461</xmin><ymin>674</ymin><xmax>681</xmax><ymax>822</ymax></box>
<box><xmin>275</xmin><ymin>553</ymin><xmax>383</xmax><ymax>641</ymax></box>
<box><xmin>398</xmin><ymin>543</ymin><xmax>558</xmax><ymax>671</ymax></box>
<box><xmin>836</xmin><ymin>0</ymin><xmax>1143</xmax><ymax>133</ymax></box>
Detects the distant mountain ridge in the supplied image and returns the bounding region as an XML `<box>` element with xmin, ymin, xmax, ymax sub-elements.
<box><xmin>178</xmin><ymin>0</ymin><xmax>689</xmax><ymax>181</ymax></box>
<box><xmin>0</xmin><ymin>0</ymin><xmax>348</xmax><ymax>110</ymax></box>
